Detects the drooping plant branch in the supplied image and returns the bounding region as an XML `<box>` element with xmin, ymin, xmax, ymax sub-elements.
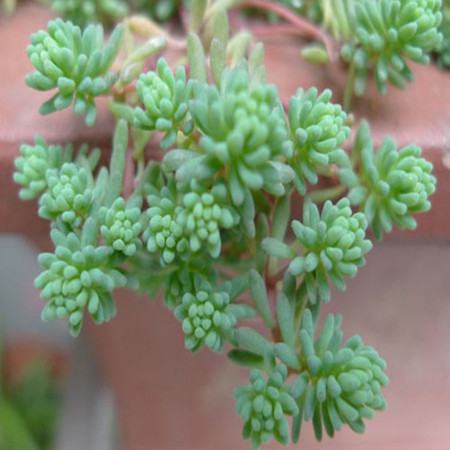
<box><xmin>13</xmin><ymin>1</ymin><xmax>438</xmax><ymax>449</ymax></box>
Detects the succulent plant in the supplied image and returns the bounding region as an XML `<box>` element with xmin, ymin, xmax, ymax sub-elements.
<box><xmin>285</xmin><ymin>310</ymin><xmax>388</xmax><ymax>441</ymax></box>
<box><xmin>134</xmin><ymin>58</ymin><xmax>191</xmax><ymax>148</ymax></box>
<box><xmin>166</xmin><ymin>64</ymin><xmax>294</xmax><ymax>209</ymax></box>
<box><xmin>287</xmin><ymin>199</ymin><xmax>372</xmax><ymax>302</ymax></box>
<box><xmin>436</xmin><ymin>0</ymin><xmax>450</xmax><ymax>67</ymax></box>
<box><xmin>143</xmin><ymin>185</ymin><xmax>188</xmax><ymax>265</ymax></box>
<box><xmin>13</xmin><ymin>136</ymin><xmax>73</xmax><ymax>200</ymax></box>
<box><xmin>341</xmin><ymin>0</ymin><xmax>443</xmax><ymax>95</ymax></box>
<box><xmin>99</xmin><ymin>197</ymin><xmax>143</xmax><ymax>256</ymax></box>
<box><xmin>14</xmin><ymin>3</ymin><xmax>437</xmax><ymax>448</ymax></box>
<box><xmin>51</xmin><ymin>0</ymin><xmax>128</xmax><ymax>27</ymax></box>
<box><xmin>176</xmin><ymin>181</ymin><xmax>239</xmax><ymax>257</ymax></box>
<box><xmin>132</xmin><ymin>0</ymin><xmax>180</xmax><ymax>22</ymax></box>
<box><xmin>38</xmin><ymin>162</ymin><xmax>94</xmax><ymax>227</ymax></box>
<box><xmin>288</xmin><ymin>88</ymin><xmax>351</xmax><ymax>194</ymax></box>
<box><xmin>175</xmin><ymin>289</ymin><xmax>237</xmax><ymax>351</ymax></box>
<box><xmin>235</xmin><ymin>365</ymin><xmax>299</xmax><ymax>448</ymax></box>
<box><xmin>163</xmin><ymin>266</ymin><xmax>194</xmax><ymax>309</ymax></box>
<box><xmin>35</xmin><ymin>223</ymin><xmax>127</xmax><ymax>336</ymax></box>
<box><xmin>342</xmin><ymin>121</ymin><xmax>436</xmax><ymax>239</ymax></box>
<box><xmin>26</xmin><ymin>19</ymin><xmax>123</xmax><ymax>126</ymax></box>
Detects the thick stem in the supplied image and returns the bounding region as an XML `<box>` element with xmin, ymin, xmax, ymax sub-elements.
<box><xmin>267</xmin><ymin>286</ymin><xmax>282</xmax><ymax>342</ymax></box>
<box><xmin>239</xmin><ymin>0</ymin><xmax>339</xmax><ymax>61</ymax></box>
<box><xmin>343</xmin><ymin>59</ymin><xmax>356</xmax><ymax>112</ymax></box>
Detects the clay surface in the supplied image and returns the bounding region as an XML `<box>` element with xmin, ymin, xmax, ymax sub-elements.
<box><xmin>1</xmin><ymin>3</ymin><xmax>450</xmax><ymax>238</ymax></box>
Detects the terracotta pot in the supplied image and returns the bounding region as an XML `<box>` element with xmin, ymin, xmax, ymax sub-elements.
<box><xmin>1</xmin><ymin>3</ymin><xmax>450</xmax><ymax>450</ymax></box>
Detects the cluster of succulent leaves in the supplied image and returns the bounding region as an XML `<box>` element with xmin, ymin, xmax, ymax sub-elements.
<box><xmin>16</xmin><ymin>1</ymin><xmax>437</xmax><ymax>448</ymax></box>
<box><xmin>435</xmin><ymin>0</ymin><xmax>450</xmax><ymax>67</ymax></box>
<box><xmin>340</xmin><ymin>0</ymin><xmax>443</xmax><ymax>96</ymax></box>
<box><xmin>275</xmin><ymin>0</ymin><xmax>445</xmax><ymax>100</ymax></box>
<box><xmin>51</xmin><ymin>0</ymin><xmax>129</xmax><ymax>28</ymax></box>
<box><xmin>50</xmin><ymin>0</ymin><xmax>180</xmax><ymax>26</ymax></box>
<box><xmin>26</xmin><ymin>19</ymin><xmax>124</xmax><ymax>126</ymax></box>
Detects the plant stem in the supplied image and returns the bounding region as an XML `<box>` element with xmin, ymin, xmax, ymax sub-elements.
<box><xmin>294</xmin><ymin>296</ymin><xmax>307</xmax><ymax>340</ymax></box>
<box><xmin>267</xmin><ymin>286</ymin><xmax>282</xmax><ymax>342</ymax></box>
<box><xmin>238</xmin><ymin>0</ymin><xmax>339</xmax><ymax>61</ymax></box>
<box><xmin>123</xmin><ymin>148</ymin><xmax>135</xmax><ymax>198</ymax></box>
<box><xmin>343</xmin><ymin>59</ymin><xmax>356</xmax><ymax>112</ymax></box>
<box><xmin>308</xmin><ymin>184</ymin><xmax>346</xmax><ymax>203</ymax></box>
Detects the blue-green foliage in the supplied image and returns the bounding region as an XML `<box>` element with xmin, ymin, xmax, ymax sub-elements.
<box><xmin>175</xmin><ymin>288</ymin><xmax>236</xmax><ymax>352</ymax></box>
<box><xmin>144</xmin><ymin>183</ymin><xmax>189</xmax><ymax>265</ymax></box>
<box><xmin>436</xmin><ymin>16</ymin><xmax>450</xmax><ymax>67</ymax></box>
<box><xmin>288</xmin><ymin>310</ymin><xmax>388</xmax><ymax>441</ymax></box>
<box><xmin>51</xmin><ymin>0</ymin><xmax>128</xmax><ymax>27</ymax></box>
<box><xmin>15</xmin><ymin>12</ymin><xmax>437</xmax><ymax>447</ymax></box>
<box><xmin>177</xmin><ymin>181</ymin><xmax>239</xmax><ymax>257</ymax></box>
<box><xmin>26</xmin><ymin>19</ymin><xmax>123</xmax><ymax>126</ymax></box>
<box><xmin>288</xmin><ymin>198</ymin><xmax>372</xmax><ymax>302</ymax></box>
<box><xmin>134</xmin><ymin>58</ymin><xmax>191</xmax><ymax>148</ymax></box>
<box><xmin>143</xmin><ymin>178</ymin><xmax>239</xmax><ymax>264</ymax></box>
<box><xmin>99</xmin><ymin>197</ymin><xmax>143</xmax><ymax>256</ymax></box>
<box><xmin>341</xmin><ymin>0</ymin><xmax>443</xmax><ymax>94</ymax></box>
<box><xmin>288</xmin><ymin>88</ymin><xmax>351</xmax><ymax>194</ymax></box>
<box><xmin>35</xmin><ymin>224</ymin><xmax>127</xmax><ymax>336</ymax></box>
<box><xmin>341</xmin><ymin>121</ymin><xmax>436</xmax><ymax>239</ymax></box>
<box><xmin>38</xmin><ymin>162</ymin><xmax>94</xmax><ymax>227</ymax></box>
<box><xmin>132</xmin><ymin>0</ymin><xmax>180</xmax><ymax>22</ymax></box>
<box><xmin>50</xmin><ymin>0</ymin><xmax>180</xmax><ymax>26</ymax></box>
<box><xmin>165</xmin><ymin>63</ymin><xmax>294</xmax><ymax>211</ymax></box>
<box><xmin>13</xmin><ymin>136</ymin><xmax>73</xmax><ymax>200</ymax></box>
<box><xmin>235</xmin><ymin>365</ymin><xmax>299</xmax><ymax>449</ymax></box>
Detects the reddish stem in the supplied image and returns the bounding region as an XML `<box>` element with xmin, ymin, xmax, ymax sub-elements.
<box><xmin>251</xmin><ymin>23</ymin><xmax>310</xmax><ymax>38</ymax></box>
<box><xmin>239</xmin><ymin>0</ymin><xmax>339</xmax><ymax>61</ymax></box>
<box><xmin>123</xmin><ymin>148</ymin><xmax>135</xmax><ymax>198</ymax></box>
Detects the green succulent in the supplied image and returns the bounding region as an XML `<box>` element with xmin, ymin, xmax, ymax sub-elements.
<box><xmin>35</xmin><ymin>223</ymin><xmax>127</xmax><ymax>336</ymax></box>
<box><xmin>176</xmin><ymin>181</ymin><xmax>239</xmax><ymax>258</ymax></box>
<box><xmin>131</xmin><ymin>0</ymin><xmax>180</xmax><ymax>22</ymax></box>
<box><xmin>341</xmin><ymin>0</ymin><xmax>443</xmax><ymax>95</ymax></box>
<box><xmin>14</xmin><ymin>7</ymin><xmax>439</xmax><ymax>448</ymax></box>
<box><xmin>144</xmin><ymin>186</ymin><xmax>188</xmax><ymax>265</ymax></box>
<box><xmin>166</xmin><ymin>64</ymin><xmax>294</xmax><ymax>208</ymax></box>
<box><xmin>26</xmin><ymin>19</ymin><xmax>123</xmax><ymax>126</ymax></box>
<box><xmin>287</xmin><ymin>198</ymin><xmax>372</xmax><ymax>303</ymax></box>
<box><xmin>342</xmin><ymin>121</ymin><xmax>436</xmax><ymax>239</ymax></box>
<box><xmin>175</xmin><ymin>289</ymin><xmax>237</xmax><ymax>351</ymax></box>
<box><xmin>13</xmin><ymin>136</ymin><xmax>73</xmax><ymax>200</ymax></box>
<box><xmin>134</xmin><ymin>58</ymin><xmax>191</xmax><ymax>148</ymax></box>
<box><xmin>235</xmin><ymin>364</ymin><xmax>299</xmax><ymax>449</ymax></box>
<box><xmin>436</xmin><ymin>1</ymin><xmax>450</xmax><ymax>67</ymax></box>
<box><xmin>285</xmin><ymin>310</ymin><xmax>388</xmax><ymax>441</ymax></box>
<box><xmin>163</xmin><ymin>266</ymin><xmax>194</xmax><ymax>309</ymax></box>
<box><xmin>436</xmin><ymin>22</ymin><xmax>450</xmax><ymax>67</ymax></box>
<box><xmin>51</xmin><ymin>0</ymin><xmax>128</xmax><ymax>27</ymax></box>
<box><xmin>99</xmin><ymin>197</ymin><xmax>143</xmax><ymax>256</ymax></box>
<box><xmin>288</xmin><ymin>88</ymin><xmax>351</xmax><ymax>194</ymax></box>
<box><xmin>144</xmin><ymin>178</ymin><xmax>240</xmax><ymax>263</ymax></box>
<box><xmin>38</xmin><ymin>162</ymin><xmax>94</xmax><ymax>227</ymax></box>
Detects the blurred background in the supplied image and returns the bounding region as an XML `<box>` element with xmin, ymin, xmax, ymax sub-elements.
<box><xmin>0</xmin><ymin>235</ymin><xmax>119</xmax><ymax>450</ymax></box>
